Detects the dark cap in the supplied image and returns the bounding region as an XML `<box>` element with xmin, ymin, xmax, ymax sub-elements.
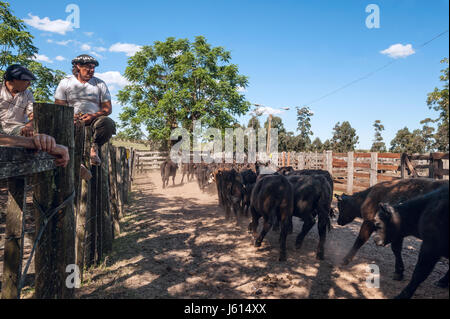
<box><xmin>4</xmin><ymin>64</ymin><xmax>36</xmax><ymax>81</ymax></box>
<box><xmin>71</xmin><ymin>54</ymin><xmax>99</xmax><ymax>66</ymax></box>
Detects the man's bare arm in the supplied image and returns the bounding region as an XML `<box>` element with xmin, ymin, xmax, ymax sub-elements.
<box><xmin>55</xmin><ymin>99</ymin><xmax>68</xmax><ymax>106</ymax></box>
<box><xmin>0</xmin><ymin>133</ymin><xmax>70</xmax><ymax>167</ymax></box>
<box><xmin>80</xmin><ymin>100</ymin><xmax>112</xmax><ymax>124</ymax></box>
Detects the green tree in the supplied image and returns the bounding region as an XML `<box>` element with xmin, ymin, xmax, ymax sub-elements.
<box><xmin>420</xmin><ymin>118</ymin><xmax>436</xmax><ymax>152</ymax></box>
<box><xmin>247</xmin><ymin>115</ymin><xmax>261</xmax><ymax>129</ymax></box>
<box><xmin>264</xmin><ymin>115</ymin><xmax>286</xmax><ymax>134</ymax></box>
<box><xmin>296</xmin><ymin>106</ymin><xmax>314</xmax><ymax>151</ymax></box>
<box><xmin>370</xmin><ymin>120</ymin><xmax>386</xmax><ymax>152</ymax></box>
<box><xmin>0</xmin><ymin>1</ymin><xmax>37</xmax><ymax>70</ymax></box>
<box><xmin>310</xmin><ymin>137</ymin><xmax>324</xmax><ymax>152</ymax></box>
<box><xmin>118</xmin><ymin>36</ymin><xmax>250</xmax><ymax>144</ymax></box>
<box><xmin>0</xmin><ymin>1</ymin><xmax>65</xmax><ymax>103</ymax></box>
<box><xmin>323</xmin><ymin>139</ymin><xmax>332</xmax><ymax>151</ymax></box>
<box><xmin>426</xmin><ymin>58</ymin><xmax>449</xmax><ymax>152</ymax></box>
<box><xmin>331</xmin><ymin>121</ymin><xmax>359</xmax><ymax>152</ymax></box>
<box><xmin>390</xmin><ymin>127</ymin><xmax>427</xmax><ymax>154</ymax></box>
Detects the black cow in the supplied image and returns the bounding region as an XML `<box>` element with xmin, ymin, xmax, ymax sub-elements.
<box><xmin>160</xmin><ymin>159</ymin><xmax>178</xmax><ymax>189</ymax></box>
<box><xmin>240</xmin><ymin>169</ymin><xmax>257</xmax><ymax>217</ymax></box>
<box><xmin>220</xmin><ymin>169</ymin><xmax>245</xmax><ymax>224</ymax></box>
<box><xmin>373</xmin><ymin>183</ymin><xmax>449</xmax><ymax>299</ymax></box>
<box><xmin>287</xmin><ymin>169</ymin><xmax>334</xmax><ymax>193</ymax></box>
<box><xmin>249</xmin><ymin>174</ymin><xmax>293</xmax><ymax>261</ymax></box>
<box><xmin>181</xmin><ymin>162</ymin><xmax>196</xmax><ymax>184</ymax></box>
<box><xmin>336</xmin><ymin>178</ymin><xmax>447</xmax><ymax>279</ymax></box>
<box><xmin>287</xmin><ymin>174</ymin><xmax>332</xmax><ymax>260</ymax></box>
<box><xmin>277</xmin><ymin>166</ymin><xmax>295</xmax><ymax>176</ymax></box>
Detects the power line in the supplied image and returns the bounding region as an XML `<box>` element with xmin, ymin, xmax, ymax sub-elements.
<box><xmin>305</xmin><ymin>29</ymin><xmax>449</xmax><ymax>106</ymax></box>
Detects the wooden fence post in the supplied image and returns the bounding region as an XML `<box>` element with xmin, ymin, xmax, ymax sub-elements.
<box><xmin>1</xmin><ymin>177</ymin><xmax>27</xmax><ymax>299</ymax></box>
<box><xmin>33</xmin><ymin>103</ymin><xmax>75</xmax><ymax>299</ymax></box>
<box><xmin>101</xmin><ymin>143</ymin><xmax>113</xmax><ymax>255</ymax></box>
<box><xmin>347</xmin><ymin>152</ymin><xmax>354</xmax><ymax>195</ymax></box>
<box><xmin>370</xmin><ymin>152</ymin><xmax>378</xmax><ymax>186</ymax></box>
<box><xmin>325</xmin><ymin>151</ymin><xmax>333</xmax><ymax>176</ymax></box>
<box><xmin>123</xmin><ymin>149</ymin><xmax>130</xmax><ymax>205</ymax></box>
<box><xmin>116</xmin><ymin>147</ymin><xmax>125</xmax><ymax>218</ymax></box>
<box><xmin>298</xmin><ymin>152</ymin><xmax>305</xmax><ymax>170</ymax></box>
<box><xmin>76</xmin><ymin>126</ymin><xmax>91</xmax><ymax>275</ymax></box>
<box><xmin>108</xmin><ymin>145</ymin><xmax>121</xmax><ymax>237</ymax></box>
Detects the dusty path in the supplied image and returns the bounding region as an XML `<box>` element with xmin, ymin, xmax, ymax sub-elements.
<box><xmin>76</xmin><ymin>172</ymin><xmax>449</xmax><ymax>299</ymax></box>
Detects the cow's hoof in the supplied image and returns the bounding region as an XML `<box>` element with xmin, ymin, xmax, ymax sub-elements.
<box><xmin>316</xmin><ymin>252</ymin><xmax>324</xmax><ymax>260</ymax></box>
<box><xmin>393</xmin><ymin>273</ymin><xmax>404</xmax><ymax>281</ymax></box>
<box><xmin>279</xmin><ymin>254</ymin><xmax>286</xmax><ymax>262</ymax></box>
<box><xmin>295</xmin><ymin>241</ymin><xmax>303</xmax><ymax>250</ymax></box>
<box><xmin>254</xmin><ymin>240</ymin><xmax>262</xmax><ymax>247</ymax></box>
<box><xmin>435</xmin><ymin>280</ymin><xmax>449</xmax><ymax>288</ymax></box>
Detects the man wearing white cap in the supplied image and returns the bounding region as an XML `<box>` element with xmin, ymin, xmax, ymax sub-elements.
<box><xmin>54</xmin><ymin>54</ymin><xmax>116</xmax><ymax>166</ymax></box>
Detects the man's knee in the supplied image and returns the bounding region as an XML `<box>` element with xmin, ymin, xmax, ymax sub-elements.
<box><xmin>92</xmin><ymin>116</ymin><xmax>116</xmax><ymax>145</ymax></box>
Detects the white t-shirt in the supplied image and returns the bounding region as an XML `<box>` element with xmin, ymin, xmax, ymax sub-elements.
<box><xmin>54</xmin><ymin>75</ymin><xmax>111</xmax><ymax>114</ymax></box>
<box><xmin>0</xmin><ymin>83</ymin><xmax>34</xmax><ymax>134</ymax></box>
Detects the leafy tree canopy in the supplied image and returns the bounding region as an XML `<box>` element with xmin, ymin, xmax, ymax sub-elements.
<box><xmin>118</xmin><ymin>36</ymin><xmax>250</xmax><ymax>143</ymax></box>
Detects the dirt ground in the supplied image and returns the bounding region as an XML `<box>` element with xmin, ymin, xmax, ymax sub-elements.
<box><xmin>69</xmin><ymin>171</ymin><xmax>448</xmax><ymax>299</ymax></box>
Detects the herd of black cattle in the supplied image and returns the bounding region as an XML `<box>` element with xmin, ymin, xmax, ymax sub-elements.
<box><xmin>160</xmin><ymin>159</ymin><xmax>449</xmax><ymax>299</ymax></box>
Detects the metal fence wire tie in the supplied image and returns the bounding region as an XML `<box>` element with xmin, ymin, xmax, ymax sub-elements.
<box><xmin>17</xmin><ymin>190</ymin><xmax>75</xmax><ymax>297</ymax></box>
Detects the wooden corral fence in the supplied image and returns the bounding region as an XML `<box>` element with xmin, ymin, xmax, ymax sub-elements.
<box><xmin>279</xmin><ymin>151</ymin><xmax>449</xmax><ymax>194</ymax></box>
<box><xmin>133</xmin><ymin>149</ymin><xmax>448</xmax><ymax>194</ymax></box>
<box><xmin>0</xmin><ymin>103</ymin><xmax>137</xmax><ymax>299</ymax></box>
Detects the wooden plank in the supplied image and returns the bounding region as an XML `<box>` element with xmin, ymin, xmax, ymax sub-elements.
<box><xmin>354</xmin><ymin>172</ymin><xmax>370</xmax><ymax>179</ymax></box>
<box><xmin>33</xmin><ymin>103</ymin><xmax>75</xmax><ymax>299</ymax></box>
<box><xmin>354</xmin><ymin>153</ymin><xmax>371</xmax><ymax>158</ymax></box>
<box><xmin>333</xmin><ymin>153</ymin><xmax>348</xmax><ymax>157</ymax></box>
<box><xmin>378</xmin><ymin>175</ymin><xmax>401</xmax><ymax>182</ymax></box>
<box><xmin>431</xmin><ymin>153</ymin><xmax>449</xmax><ymax>160</ymax></box>
<box><xmin>410</xmin><ymin>154</ymin><xmax>431</xmax><ymax>160</ymax></box>
<box><xmin>354</xmin><ymin>162</ymin><xmax>370</xmax><ymax>169</ymax></box>
<box><xmin>0</xmin><ymin>147</ymin><xmax>56</xmax><ymax>179</ymax></box>
<box><xmin>347</xmin><ymin>152</ymin><xmax>354</xmax><ymax>194</ymax></box>
<box><xmin>1</xmin><ymin>177</ymin><xmax>27</xmax><ymax>299</ymax></box>
<box><xmin>378</xmin><ymin>164</ymin><xmax>400</xmax><ymax>171</ymax></box>
<box><xmin>378</xmin><ymin>153</ymin><xmax>402</xmax><ymax>159</ymax></box>
<box><xmin>435</xmin><ymin>168</ymin><xmax>449</xmax><ymax>177</ymax></box>
<box><xmin>334</xmin><ymin>184</ymin><xmax>347</xmax><ymax>192</ymax></box>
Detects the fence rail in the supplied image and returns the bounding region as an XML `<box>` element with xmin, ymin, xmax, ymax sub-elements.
<box><xmin>0</xmin><ymin>103</ymin><xmax>137</xmax><ymax>299</ymax></box>
<box><xmin>133</xmin><ymin>150</ymin><xmax>449</xmax><ymax>194</ymax></box>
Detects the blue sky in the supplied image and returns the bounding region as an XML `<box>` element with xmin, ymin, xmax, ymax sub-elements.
<box><xmin>10</xmin><ymin>0</ymin><xmax>450</xmax><ymax>149</ymax></box>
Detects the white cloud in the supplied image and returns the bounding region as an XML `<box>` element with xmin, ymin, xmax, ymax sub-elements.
<box><xmin>33</xmin><ymin>54</ymin><xmax>53</xmax><ymax>63</ymax></box>
<box><xmin>81</xmin><ymin>43</ymin><xmax>91</xmax><ymax>51</ymax></box>
<box><xmin>109</xmin><ymin>42</ymin><xmax>142</xmax><ymax>56</ymax></box>
<box><xmin>95</xmin><ymin>71</ymin><xmax>130</xmax><ymax>89</ymax></box>
<box><xmin>380</xmin><ymin>43</ymin><xmax>415</xmax><ymax>59</ymax></box>
<box><xmin>94</xmin><ymin>46</ymin><xmax>107</xmax><ymax>52</ymax></box>
<box><xmin>55</xmin><ymin>55</ymin><xmax>66</xmax><ymax>61</ymax></box>
<box><xmin>23</xmin><ymin>14</ymin><xmax>73</xmax><ymax>35</ymax></box>
<box><xmin>84</xmin><ymin>32</ymin><xmax>94</xmax><ymax>37</ymax></box>
<box><xmin>90</xmin><ymin>51</ymin><xmax>104</xmax><ymax>59</ymax></box>
<box><xmin>253</xmin><ymin>106</ymin><xmax>284</xmax><ymax>116</ymax></box>
<box><xmin>46</xmin><ymin>39</ymin><xmax>53</xmax><ymax>43</ymax></box>
<box><xmin>237</xmin><ymin>86</ymin><xmax>246</xmax><ymax>93</ymax></box>
<box><xmin>55</xmin><ymin>39</ymin><xmax>74</xmax><ymax>46</ymax></box>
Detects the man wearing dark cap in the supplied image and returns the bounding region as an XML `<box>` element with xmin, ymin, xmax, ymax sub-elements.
<box><xmin>55</xmin><ymin>54</ymin><xmax>116</xmax><ymax>165</ymax></box>
<box><xmin>0</xmin><ymin>64</ymin><xmax>36</xmax><ymax>137</ymax></box>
